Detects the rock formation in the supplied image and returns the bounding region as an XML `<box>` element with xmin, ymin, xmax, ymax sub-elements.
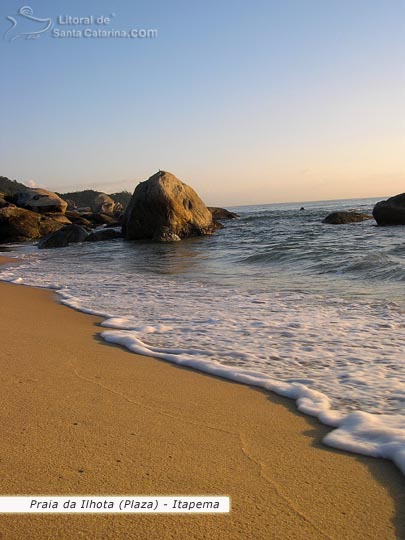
<box><xmin>322</xmin><ymin>211</ymin><xmax>371</xmax><ymax>224</ymax></box>
<box><xmin>0</xmin><ymin>207</ymin><xmax>64</xmax><ymax>242</ymax></box>
<box><xmin>373</xmin><ymin>193</ymin><xmax>405</xmax><ymax>225</ymax></box>
<box><xmin>14</xmin><ymin>188</ymin><xmax>68</xmax><ymax>214</ymax></box>
<box><xmin>208</xmin><ymin>207</ymin><xmax>239</xmax><ymax>220</ymax></box>
<box><xmin>123</xmin><ymin>171</ymin><xmax>218</xmax><ymax>241</ymax></box>
<box><xmin>38</xmin><ymin>225</ymin><xmax>89</xmax><ymax>249</ymax></box>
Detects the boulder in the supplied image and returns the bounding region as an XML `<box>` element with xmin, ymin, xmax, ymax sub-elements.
<box><xmin>38</xmin><ymin>225</ymin><xmax>89</xmax><ymax>249</ymax></box>
<box><xmin>82</xmin><ymin>212</ymin><xmax>118</xmax><ymax>226</ymax></box>
<box><xmin>65</xmin><ymin>210</ymin><xmax>94</xmax><ymax>228</ymax></box>
<box><xmin>64</xmin><ymin>199</ymin><xmax>77</xmax><ymax>211</ymax></box>
<box><xmin>0</xmin><ymin>207</ymin><xmax>64</xmax><ymax>242</ymax></box>
<box><xmin>93</xmin><ymin>193</ymin><xmax>115</xmax><ymax>215</ymax></box>
<box><xmin>44</xmin><ymin>213</ymin><xmax>72</xmax><ymax>225</ymax></box>
<box><xmin>322</xmin><ymin>211</ymin><xmax>372</xmax><ymax>224</ymax></box>
<box><xmin>14</xmin><ymin>188</ymin><xmax>68</xmax><ymax>214</ymax></box>
<box><xmin>373</xmin><ymin>193</ymin><xmax>405</xmax><ymax>225</ymax></box>
<box><xmin>208</xmin><ymin>207</ymin><xmax>239</xmax><ymax>220</ymax></box>
<box><xmin>123</xmin><ymin>171</ymin><xmax>218</xmax><ymax>241</ymax></box>
<box><xmin>85</xmin><ymin>229</ymin><xmax>123</xmax><ymax>242</ymax></box>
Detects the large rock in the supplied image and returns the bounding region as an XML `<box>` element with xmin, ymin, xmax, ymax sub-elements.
<box><xmin>373</xmin><ymin>193</ymin><xmax>405</xmax><ymax>225</ymax></box>
<box><xmin>93</xmin><ymin>193</ymin><xmax>115</xmax><ymax>215</ymax></box>
<box><xmin>38</xmin><ymin>225</ymin><xmax>89</xmax><ymax>249</ymax></box>
<box><xmin>14</xmin><ymin>188</ymin><xmax>68</xmax><ymax>214</ymax></box>
<box><xmin>123</xmin><ymin>171</ymin><xmax>218</xmax><ymax>241</ymax></box>
<box><xmin>0</xmin><ymin>207</ymin><xmax>64</xmax><ymax>242</ymax></box>
<box><xmin>208</xmin><ymin>207</ymin><xmax>239</xmax><ymax>220</ymax></box>
<box><xmin>322</xmin><ymin>211</ymin><xmax>371</xmax><ymax>224</ymax></box>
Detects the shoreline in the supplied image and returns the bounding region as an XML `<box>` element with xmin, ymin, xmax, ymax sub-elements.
<box><xmin>0</xmin><ymin>258</ymin><xmax>405</xmax><ymax>538</ymax></box>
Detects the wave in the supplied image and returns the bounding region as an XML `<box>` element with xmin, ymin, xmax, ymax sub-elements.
<box><xmin>337</xmin><ymin>253</ymin><xmax>405</xmax><ymax>281</ymax></box>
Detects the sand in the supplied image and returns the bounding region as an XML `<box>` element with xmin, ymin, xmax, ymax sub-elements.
<box><xmin>0</xmin><ymin>256</ymin><xmax>404</xmax><ymax>539</ymax></box>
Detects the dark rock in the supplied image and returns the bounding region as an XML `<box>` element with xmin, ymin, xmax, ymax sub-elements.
<box><xmin>0</xmin><ymin>207</ymin><xmax>64</xmax><ymax>242</ymax></box>
<box><xmin>14</xmin><ymin>188</ymin><xmax>68</xmax><ymax>214</ymax></box>
<box><xmin>0</xmin><ymin>193</ymin><xmax>15</xmax><ymax>209</ymax></box>
<box><xmin>38</xmin><ymin>225</ymin><xmax>89</xmax><ymax>249</ymax></box>
<box><xmin>123</xmin><ymin>171</ymin><xmax>218</xmax><ymax>241</ymax></box>
<box><xmin>208</xmin><ymin>207</ymin><xmax>239</xmax><ymax>220</ymax></box>
<box><xmin>65</xmin><ymin>210</ymin><xmax>94</xmax><ymax>228</ymax></box>
<box><xmin>82</xmin><ymin>212</ymin><xmax>118</xmax><ymax>225</ymax></box>
<box><xmin>322</xmin><ymin>211</ymin><xmax>372</xmax><ymax>224</ymax></box>
<box><xmin>373</xmin><ymin>193</ymin><xmax>405</xmax><ymax>225</ymax></box>
<box><xmin>85</xmin><ymin>229</ymin><xmax>123</xmax><ymax>242</ymax></box>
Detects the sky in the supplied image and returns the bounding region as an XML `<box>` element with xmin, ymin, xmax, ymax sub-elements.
<box><xmin>1</xmin><ymin>0</ymin><xmax>404</xmax><ymax>206</ymax></box>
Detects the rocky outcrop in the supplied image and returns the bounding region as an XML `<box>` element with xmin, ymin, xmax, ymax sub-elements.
<box><xmin>85</xmin><ymin>229</ymin><xmax>123</xmax><ymax>242</ymax></box>
<box><xmin>322</xmin><ymin>211</ymin><xmax>372</xmax><ymax>224</ymax></box>
<box><xmin>14</xmin><ymin>188</ymin><xmax>68</xmax><ymax>214</ymax></box>
<box><xmin>208</xmin><ymin>207</ymin><xmax>239</xmax><ymax>220</ymax></box>
<box><xmin>93</xmin><ymin>193</ymin><xmax>115</xmax><ymax>215</ymax></box>
<box><xmin>123</xmin><ymin>171</ymin><xmax>218</xmax><ymax>241</ymax></box>
<box><xmin>0</xmin><ymin>207</ymin><xmax>64</xmax><ymax>242</ymax></box>
<box><xmin>38</xmin><ymin>225</ymin><xmax>89</xmax><ymax>249</ymax></box>
<box><xmin>373</xmin><ymin>193</ymin><xmax>405</xmax><ymax>225</ymax></box>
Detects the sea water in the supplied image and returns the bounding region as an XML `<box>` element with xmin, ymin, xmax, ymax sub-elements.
<box><xmin>2</xmin><ymin>197</ymin><xmax>405</xmax><ymax>473</ymax></box>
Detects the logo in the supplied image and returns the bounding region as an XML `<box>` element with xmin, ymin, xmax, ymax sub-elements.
<box><xmin>4</xmin><ymin>6</ymin><xmax>53</xmax><ymax>42</ymax></box>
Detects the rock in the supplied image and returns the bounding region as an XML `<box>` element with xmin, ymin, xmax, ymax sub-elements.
<box><xmin>152</xmin><ymin>227</ymin><xmax>181</xmax><ymax>242</ymax></box>
<box><xmin>123</xmin><ymin>171</ymin><xmax>218</xmax><ymax>241</ymax></box>
<box><xmin>322</xmin><ymin>211</ymin><xmax>372</xmax><ymax>224</ymax></box>
<box><xmin>14</xmin><ymin>188</ymin><xmax>68</xmax><ymax>214</ymax></box>
<box><xmin>0</xmin><ymin>193</ymin><xmax>15</xmax><ymax>209</ymax></box>
<box><xmin>0</xmin><ymin>207</ymin><xmax>64</xmax><ymax>242</ymax></box>
<box><xmin>65</xmin><ymin>210</ymin><xmax>94</xmax><ymax>228</ymax></box>
<box><xmin>93</xmin><ymin>193</ymin><xmax>115</xmax><ymax>215</ymax></box>
<box><xmin>373</xmin><ymin>193</ymin><xmax>405</xmax><ymax>225</ymax></box>
<box><xmin>64</xmin><ymin>199</ymin><xmax>77</xmax><ymax>211</ymax></box>
<box><xmin>82</xmin><ymin>212</ymin><xmax>118</xmax><ymax>226</ymax></box>
<box><xmin>85</xmin><ymin>229</ymin><xmax>123</xmax><ymax>242</ymax></box>
<box><xmin>38</xmin><ymin>225</ymin><xmax>89</xmax><ymax>249</ymax></box>
<box><xmin>208</xmin><ymin>207</ymin><xmax>239</xmax><ymax>220</ymax></box>
<box><xmin>44</xmin><ymin>213</ymin><xmax>72</xmax><ymax>225</ymax></box>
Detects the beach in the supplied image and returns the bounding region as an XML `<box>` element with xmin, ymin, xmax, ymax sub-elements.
<box><xmin>0</xmin><ymin>258</ymin><xmax>404</xmax><ymax>539</ymax></box>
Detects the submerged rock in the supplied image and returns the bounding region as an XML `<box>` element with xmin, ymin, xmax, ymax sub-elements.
<box><xmin>14</xmin><ymin>188</ymin><xmax>68</xmax><ymax>214</ymax></box>
<box><xmin>38</xmin><ymin>224</ymin><xmax>89</xmax><ymax>249</ymax></box>
<box><xmin>322</xmin><ymin>211</ymin><xmax>371</xmax><ymax>224</ymax></box>
<box><xmin>208</xmin><ymin>207</ymin><xmax>239</xmax><ymax>220</ymax></box>
<box><xmin>85</xmin><ymin>229</ymin><xmax>123</xmax><ymax>242</ymax></box>
<box><xmin>373</xmin><ymin>193</ymin><xmax>405</xmax><ymax>225</ymax></box>
<box><xmin>123</xmin><ymin>171</ymin><xmax>218</xmax><ymax>241</ymax></box>
<box><xmin>0</xmin><ymin>207</ymin><xmax>64</xmax><ymax>242</ymax></box>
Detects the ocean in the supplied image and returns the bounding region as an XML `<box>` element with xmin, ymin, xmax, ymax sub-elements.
<box><xmin>2</xmin><ymin>196</ymin><xmax>405</xmax><ymax>473</ymax></box>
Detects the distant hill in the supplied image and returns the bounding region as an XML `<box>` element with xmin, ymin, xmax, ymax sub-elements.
<box><xmin>0</xmin><ymin>176</ymin><xmax>28</xmax><ymax>195</ymax></box>
<box><xmin>58</xmin><ymin>189</ymin><xmax>132</xmax><ymax>210</ymax></box>
<box><xmin>57</xmin><ymin>189</ymin><xmax>101</xmax><ymax>208</ymax></box>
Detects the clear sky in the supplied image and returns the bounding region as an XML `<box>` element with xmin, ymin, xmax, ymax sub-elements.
<box><xmin>1</xmin><ymin>0</ymin><xmax>404</xmax><ymax>205</ymax></box>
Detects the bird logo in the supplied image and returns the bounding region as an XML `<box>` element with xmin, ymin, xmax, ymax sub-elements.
<box><xmin>4</xmin><ymin>6</ymin><xmax>53</xmax><ymax>42</ymax></box>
